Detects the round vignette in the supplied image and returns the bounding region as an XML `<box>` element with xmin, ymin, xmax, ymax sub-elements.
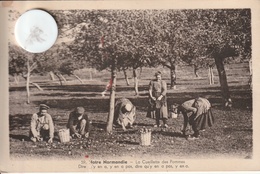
<box><xmin>14</xmin><ymin>9</ymin><xmax>58</xmax><ymax>53</ymax></box>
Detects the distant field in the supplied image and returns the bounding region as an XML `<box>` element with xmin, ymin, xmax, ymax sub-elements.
<box><xmin>9</xmin><ymin>63</ymin><xmax>252</xmax><ymax>159</ymax></box>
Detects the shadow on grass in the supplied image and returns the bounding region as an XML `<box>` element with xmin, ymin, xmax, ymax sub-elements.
<box><xmin>9</xmin><ymin>134</ymin><xmax>30</xmax><ymax>141</ymax></box>
<box><xmin>116</xmin><ymin>129</ymin><xmax>139</xmax><ymax>134</ymax></box>
<box><xmin>91</xmin><ymin>120</ymin><xmax>107</xmax><ymax>129</ymax></box>
<box><xmin>223</xmin><ymin>127</ymin><xmax>253</xmax><ymax>134</ymax></box>
<box><xmin>9</xmin><ymin>83</ymin><xmax>149</xmax><ymax>94</ymax></box>
<box><xmin>134</xmin><ymin>123</ymin><xmax>154</xmax><ymax>127</ymax></box>
<box><xmin>116</xmin><ymin>140</ymin><xmax>139</xmax><ymax>145</ymax></box>
<box><xmin>9</xmin><ymin>84</ymin><xmax>106</xmax><ymax>92</ymax></box>
<box><xmin>9</xmin><ymin>114</ymin><xmax>31</xmax><ymax>131</ymax></box>
<box><xmin>30</xmin><ymin>92</ymin><xmax>252</xmax><ymax>114</ymax></box>
<box><xmin>199</xmin><ymin>84</ymin><xmax>251</xmax><ymax>92</ymax></box>
<box><xmin>34</xmin><ymin>92</ymin><xmax>99</xmax><ymax>98</ymax></box>
<box><xmin>44</xmin><ymin>84</ymin><xmax>105</xmax><ymax>92</ymax></box>
<box><xmin>10</xmin><ymin>83</ymin><xmax>252</xmax><ymax>119</ymax></box>
<box><xmin>152</xmin><ymin>130</ymin><xmax>185</xmax><ymax>138</ymax></box>
<box><xmin>10</xmin><ymin>133</ymin><xmax>60</xmax><ymax>142</ymax></box>
<box><xmin>33</xmin><ymin>98</ymin><xmax>110</xmax><ymax>113</ymax></box>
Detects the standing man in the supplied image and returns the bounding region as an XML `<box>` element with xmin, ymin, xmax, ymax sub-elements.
<box><xmin>147</xmin><ymin>71</ymin><xmax>168</xmax><ymax>128</ymax></box>
<box><xmin>67</xmin><ymin>107</ymin><xmax>90</xmax><ymax>138</ymax></box>
<box><xmin>30</xmin><ymin>104</ymin><xmax>54</xmax><ymax>143</ymax></box>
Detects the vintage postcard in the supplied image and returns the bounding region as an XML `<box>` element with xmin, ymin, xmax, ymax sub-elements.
<box><xmin>0</xmin><ymin>0</ymin><xmax>260</xmax><ymax>172</ymax></box>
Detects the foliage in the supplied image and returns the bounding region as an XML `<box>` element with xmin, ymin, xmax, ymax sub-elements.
<box><xmin>183</xmin><ymin>9</ymin><xmax>251</xmax><ymax>62</ymax></box>
<box><xmin>8</xmin><ymin>44</ymin><xmax>39</xmax><ymax>76</ymax></box>
<box><xmin>9</xmin><ymin>45</ymin><xmax>27</xmax><ymax>76</ymax></box>
<box><xmin>10</xmin><ymin>9</ymin><xmax>251</xmax><ymax>77</ymax></box>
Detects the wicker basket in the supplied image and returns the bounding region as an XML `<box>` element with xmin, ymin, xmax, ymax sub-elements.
<box><xmin>58</xmin><ymin>129</ymin><xmax>70</xmax><ymax>143</ymax></box>
<box><xmin>169</xmin><ymin>112</ymin><xmax>178</xmax><ymax>118</ymax></box>
<box><xmin>140</xmin><ymin>131</ymin><xmax>151</xmax><ymax>146</ymax></box>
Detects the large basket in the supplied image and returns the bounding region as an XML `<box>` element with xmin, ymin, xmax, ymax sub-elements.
<box><xmin>140</xmin><ymin>131</ymin><xmax>151</xmax><ymax>146</ymax></box>
<box><xmin>58</xmin><ymin>129</ymin><xmax>70</xmax><ymax>143</ymax></box>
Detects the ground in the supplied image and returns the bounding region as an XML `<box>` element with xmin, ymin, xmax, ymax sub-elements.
<box><xmin>9</xmin><ymin>63</ymin><xmax>252</xmax><ymax>159</ymax></box>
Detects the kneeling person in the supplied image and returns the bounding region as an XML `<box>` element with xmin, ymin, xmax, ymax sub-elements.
<box><xmin>114</xmin><ymin>98</ymin><xmax>136</xmax><ymax>131</ymax></box>
<box><xmin>30</xmin><ymin>104</ymin><xmax>54</xmax><ymax>143</ymax></box>
<box><xmin>67</xmin><ymin>107</ymin><xmax>90</xmax><ymax>138</ymax></box>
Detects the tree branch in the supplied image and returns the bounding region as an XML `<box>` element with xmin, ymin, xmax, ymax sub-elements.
<box><xmin>29</xmin><ymin>62</ymin><xmax>38</xmax><ymax>73</ymax></box>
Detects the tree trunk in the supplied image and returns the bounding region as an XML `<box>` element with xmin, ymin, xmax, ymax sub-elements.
<box><xmin>30</xmin><ymin>82</ymin><xmax>43</xmax><ymax>91</ymax></box>
<box><xmin>208</xmin><ymin>66</ymin><xmax>214</xmax><ymax>85</ymax></box>
<box><xmin>59</xmin><ymin>74</ymin><xmax>67</xmax><ymax>82</ymax></box>
<box><xmin>194</xmin><ymin>65</ymin><xmax>200</xmax><ymax>78</ymax></box>
<box><xmin>26</xmin><ymin>60</ymin><xmax>30</xmax><ymax>104</ymax></box>
<box><xmin>123</xmin><ymin>69</ymin><xmax>130</xmax><ymax>86</ymax></box>
<box><xmin>89</xmin><ymin>70</ymin><xmax>93</xmax><ymax>80</ymax></box>
<box><xmin>73</xmin><ymin>73</ymin><xmax>84</xmax><ymax>84</ymax></box>
<box><xmin>106</xmin><ymin>60</ymin><xmax>117</xmax><ymax>133</ymax></box>
<box><xmin>55</xmin><ymin>73</ymin><xmax>63</xmax><ymax>86</ymax></box>
<box><xmin>21</xmin><ymin>73</ymin><xmax>43</xmax><ymax>91</ymax></box>
<box><xmin>14</xmin><ymin>74</ymin><xmax>19</xmax><ymax>84</ymax></box>
<box><xmin>133</xmin><ymin>68</ymin><xmax>139</xmax><ymax>95</ymax></box>
<box><xmin>170</xmin><ymin>65</ymin><xmax>177</xmax><ymax>89</ymax></box>
<box><xmin>214</xmin><ymin>55</ymin><xmax>232</xmax><ymax>107</ymax></box>
<box><xmin>49</xmin><ymin>71</ymin><xmax>56</xmax><ymax>81</ymax></box>
<box><xmin>139</xmin><ymin>67</ymin><xmax>143</xmax><ymax>79</ymax></box>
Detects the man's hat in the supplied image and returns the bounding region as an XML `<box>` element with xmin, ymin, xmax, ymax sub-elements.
<box><xmin>76</xmin><ymin>107</ymin><xmax>85</xmax><ymax>114</ymax></box>
<box><xmin>39</xmin><ymin>104</ymin><xmax>50</xmax><ymax>110</ymax></box>
<box><xmin>155</xmin><ymin>71</ymin><xmax>162</xmax><ymax>76</ymax></box>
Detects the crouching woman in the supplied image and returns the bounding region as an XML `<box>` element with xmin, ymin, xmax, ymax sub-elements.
<box><xmin>171</xmin><ymin>97</ymin><xmax>214</xmax><ymax>139</ymax></box>
<box><xmin>113</xmin><ymin>98</ymin><xmax>136</xmax><ymax>131</ymax></box>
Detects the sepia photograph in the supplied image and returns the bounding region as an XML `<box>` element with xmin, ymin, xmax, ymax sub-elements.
<box><xmin>1</xmin><ymin>0</ymin><xmax>259</xmax><ymax>172</ymax></box>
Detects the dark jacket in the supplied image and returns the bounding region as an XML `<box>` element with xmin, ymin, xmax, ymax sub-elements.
<box><xmin>66</xmin><ymin>111</ymin><xmax>90</xmax><ymax>134</ymax></box>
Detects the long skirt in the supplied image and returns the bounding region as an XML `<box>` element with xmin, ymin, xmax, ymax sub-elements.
<box><xmin>146</xmin><ymin>93</ymin><xmax>168</xmax><ymax>120</ymax></box>
<box><xmin>191</xmin><ymin>108</ymin><xmax>214</xmax><ymax>130</ymax></box>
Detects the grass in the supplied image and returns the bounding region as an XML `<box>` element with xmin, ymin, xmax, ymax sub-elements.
<box><xmin>9</xmin><ymin>63</ymin><xmax>252</xmax><ymax>159</ymax></box>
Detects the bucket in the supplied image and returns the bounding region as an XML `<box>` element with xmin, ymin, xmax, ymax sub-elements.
<box><xmin>140</xmin><ymin>131</ymin><xmax>151</xmax><ymax>146</ymax></box>
<box><xmin>58</xmin><ymin>129</ymin><xmax>70</xmax><ymax>143</ymax></box>
<box><xmin>169</xmin><ymin>112</ymin><xmax>178</xmax><ymax>118</ymax></box>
